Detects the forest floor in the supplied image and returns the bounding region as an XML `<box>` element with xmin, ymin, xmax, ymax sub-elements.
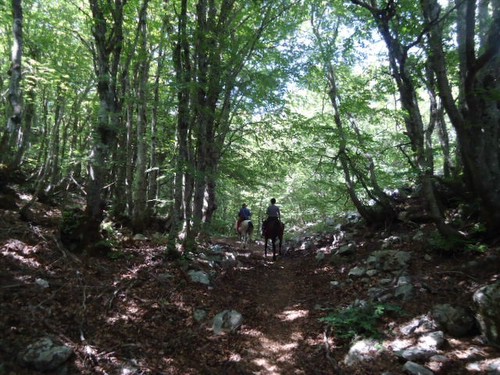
<box><xmin>1</xmin><ymin>191</ymin><xmax>500</xmax><ymax>374</ymax></box>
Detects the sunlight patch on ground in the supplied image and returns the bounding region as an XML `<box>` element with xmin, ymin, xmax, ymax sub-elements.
<box><xmin>243</xmin><ymin>328</ymin><xmax>265</xmax><ymax>337</ymax></box>
<box><xmin>447</xmin><ymin>339</ymin><xmax>487</xmax><ymax>359</ymax></box>
<box><xmin>106</xmin><ymin>300</ymin><xmax>145</xmax><ymax>324</ymax></box>
<box><xmin>2</xmin><ymin>241</ymin><xmax>42</xmax><ymax>269</ymax></box>
<box><xmin>276</xmin><ymin>308</ymin><xmax>309</xmax><ymax>321</ymax></box>
<box><xmin>243</xmin><ymin>326</ymin><xmax>303</xmax><ymax>372</ymax></box>
<box><xmin>252</xmin><ymin>358</ymin><xmax>280</xmax><ymax>374</ymax></box>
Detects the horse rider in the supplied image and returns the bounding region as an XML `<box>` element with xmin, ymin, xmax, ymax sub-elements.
<box><xmin>263</xmin><ymin>198</ymin><xmax>280</xmax><ymax>233</ymax></box>
<box><xmin>237</xmin><ymin>203</ymin><xmax>252</xmax><ymax>231</ymax></box>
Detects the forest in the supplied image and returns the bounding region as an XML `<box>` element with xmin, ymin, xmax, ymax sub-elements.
<box><xmin>0</xmin><ymin>0</ymin><xmax>500</xmax><ymax>374</ymax></box>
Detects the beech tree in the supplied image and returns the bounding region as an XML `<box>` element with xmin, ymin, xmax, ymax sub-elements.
<box><xmin>0</xmin><ymin>0</ymin><xmax>23</xmax><ymax>171</ymax></box>
<box><xmin>422</xmin><ymin>0</ymin><xmax>500</xmax><ymax>237</ymax></box>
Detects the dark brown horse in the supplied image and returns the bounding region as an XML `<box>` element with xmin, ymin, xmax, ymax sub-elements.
<box><xmin>263</xmin><ymin>219</ymin><xmax>284</xmax><ymax>261</ymax></box>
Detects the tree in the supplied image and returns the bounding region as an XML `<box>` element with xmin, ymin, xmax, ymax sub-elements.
<box><xmin>0</xmin><ymin>0</ymin><xmax>24</xmax><ymax>172</ymax></box>
<box><xmin>85</xmin><ymin>0</ymin><xmax>126</xmax><ymax>243</ymax></box>
<box><xmin>422</xmin><ymin>0</ymin><xmax>500</xmax><ymax>237</ymax></box>
<box><xmin>350</xmin><ymin>0</ymin><xmax>464</xmax><ymax>239</ymax></box>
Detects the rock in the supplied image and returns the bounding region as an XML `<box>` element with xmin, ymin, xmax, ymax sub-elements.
<box><xmin>395</xmin><ymin>347</ymin><xmax>437</xmax><ymax>361</ymax></box>
<box><xmin>210</xmin><ymin>244</ymin><xmax>224</xmax><ymax>254</ymax></box>
<box><xmin>381</xmin><ymin>235</ymin><xmax>402</xmax><ymax>249</ymax></box>
<box><xmin>473</xmin><ymin>281</ymin><xmax>500</xmax><ymax>346</ymax></box>
<box><xmin>394</xmin><ymin>283</ymin><xmax>415</xmax><ymax>301</ymax></box>
<box><xmin>330</xmin><ymin>280</ymin><xmax>341</xmax><ymax>288</ymax></box>
<box><xmin>336</xmin><ymin>243</ymin><xmax>356</xmax><ymax>256</ymax></box>
<box><xmin>348</xmin><ymin>266</ymin><xmax>366</xmax><ymax>278</ymax></box>
<box><xmin>187</xmin><ymin>270</ymin><xmax>211</xmax><ymax>286</ymax></box>
<box><xmin>344</xmin><ymin>338</ymin><xmax>384</xmax><ymax>366</ymax></box>
<box><xmin>212</xmin><ymin>310</ymin><xmax>243</xmax><ymax>335</ymax></box>
<box><xmin>418</xmin><ymin>331</ymin><xmax>445</xmax><ymax>350</ymax></box>
<box><xmin>194</xmin><ymin>309</ymin><xmax>208</xmax><ymax>322</ymax></box>
<box><xmin>412</xmin><ymin>231</ymin><xmax>425</xmax><ymax>242</ymax></box>
<box><xmin>18</xmin><ymin>337</ymin><xmax>72</xmax><ymax>371</ymax></box>
<box><xmin>431</xmin><ymin>304</ymin><xmax>477</xmax><ymax>338</ymax></box>
<box><xmin>366</xmin><ymin>269</ymin><xmax>378</xmax><ymax>277</ymax></box>
<box><xmin>316</xmin><ymin>251</ymin><xmax>326</xmax><ymax>261</ymax></box>
<box><xmin>400</xmin><ymin>315</ymin><xmax>437</xmax><ymax>335</ymax></box>
<box><xmin>403</xmin><ymin>361</ymin><xmax>434</xmax><ymax>375</ymax></box>
<box><xmin>35</xmin><ymin>278</ymin><xmax>50</xmax><ymax>289</ymax></box>
<box><xmin>133</xmin><ymin>233</ymin><xmax>148</xmax><ymax>241</ymax></box>
<box><xmin>221</xmin><ymin>252</ymin><xmax>237</xmax><ymax>269</ymax></box>
<box><xmin>367</xmin><ymin>250</ymin><xmax>411</xmax><ymax>271</ymax></box>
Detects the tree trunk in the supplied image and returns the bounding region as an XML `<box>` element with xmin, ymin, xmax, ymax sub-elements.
<box><xmin>86</xmin><ymin>0</ymin><xmax>125</xmax><ymax>246</ymax></box>
<box><xmin>168</xmin><ymin>0</ymin><xmax>192</xmax><ymax>256</ymax></box>
<box><xmin>352</xmin><ymin>0</ymin><xmax>464</xmax><ymax>240</ymax></box>
<box><xmin>132</xmin><ymin>0</ymin><xmax>151</xmax><ymax>233</ymax></box>
<box><xmin>423</xmin><ymin>0</ymin><xmax>500</xmax><ymax>237</ymax></box>
<box><xmin>0</xmin><ymin>0</ymin><xmax>23</xmax><ymax>172</ymax></box>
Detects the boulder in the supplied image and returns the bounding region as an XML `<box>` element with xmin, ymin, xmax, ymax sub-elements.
<box><xmin>212</xmin><ymin>310</ymin><xmax>243</xmax><ymax>335</ymax></box>
<box><xmin>18</xmin><ymin>337</ymin><xmax>72</xmax><ymax>371</ymax></box>
<box><xmin>431</xmin><ymin>304</ymin><xmax>477</xmax><ymax>338</ymax></box>
<box><xmin>473</xmin><ymin>281</ymin><xmax>500</xmax><ymax>346</ymax></box>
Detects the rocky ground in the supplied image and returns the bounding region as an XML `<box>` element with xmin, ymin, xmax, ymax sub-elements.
<box><xmin>0</xmin><ymin>192</ymin><xmax>499</xmax><ymax>374</ymax></box>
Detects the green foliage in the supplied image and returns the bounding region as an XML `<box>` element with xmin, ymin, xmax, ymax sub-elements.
<box><xmin>465</xmin><ymin>242</ymin><xmax>488</xmax><ymax>254</ymax></box>
<box><xmin>429</xmin><ymin>232</ymin><xmax>489</xmax><ymax>254</ymax></box>
<box><xmin>319</xmin><ymin>302</ymin><xmax>404</xmax><ymax>342</ymax></box>
<box><xmin>60</xmin><ymin>208</ymin><xmax>85</xmax><ymax>236</ymax></box>
<box><xmin>428</xmin><ymin>232</ymin><xmax>465</xmax><ymax>252</ymax></box>
<box><xmin>107</xmin><ymin>249</ymin><xmax>134</xmax><ymax>260</ymax></box>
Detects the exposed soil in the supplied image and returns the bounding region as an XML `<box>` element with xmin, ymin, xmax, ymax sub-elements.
<box><xmin>0</xmin><ymin>193</ymin><xmax>499</xmax><ymax>374</ymax></box>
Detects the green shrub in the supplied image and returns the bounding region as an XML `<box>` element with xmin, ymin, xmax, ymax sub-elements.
<box><xmin>319</xmin><ymin>302</ymin><xmax>404</xmax><ymax>342</ymax></box>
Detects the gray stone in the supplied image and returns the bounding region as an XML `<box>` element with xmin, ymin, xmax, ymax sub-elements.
<box><xmin>348</xmin><ymin>266</ymin><xmax>366</xmax><ymax>278</ymax></box>
<box><xmin>432</xmin><ymin>304</ymin><xmax>477</xmax><ymax>337</ymax></box>
<box><xmin>400</xmin><ymin>315</ymin><xmax>437</xmax><ymax>335</ymax></box>
<box><xmin>367</xmin><ymin>250</ymin><xmax>411</xmax><ymax>271</ymax></box>
<box><xmin>394</xmin><ymin>283</ymin><xmax>415</xmax><ymax>301</ymax></box>
<box><xmin>18</xmin><ymin>337</ymin><xmax>72</xmax><ymax>371</ymax></box>
<box><xmin>210</xmin><ymin>244</ymin><xmax>224</xmax><ymax>254</ymax></box>
<box><xmin>366</xmin><ymin>269</ymin><xmax>378</xmax><ymax>277</ymax></box>
<box><xmin>336</xmin><ymin>243</ymin><xmax>356</xmax><ymax>256</ymax></box>
<box><xmin>35</xmin><ymin>278</ymin><xmax>50</xmax><ymax>289</ymax></box>
<box><xmin>316</xmin><ymin>251</ymin><xmax>326</xmax><ymax>261</ymax></box>
<box><xmin>395</xmin><ymin>347</ymin><xmax>437</xmax><ymax>361</ymax></box>
<box><xmin>343</xmin><ymin>338</ymin><xmax>384</xmax><ymax>366</ymax></box>
<box><xmin>212</xmin><ymin>310</ymin><xmax>243</xmax><ymax>335</ymax></box>
<box><xmin>473</xmin><ymin>281</ymin><xmax>500</xmax><ymax>346</ymax></box>
<box><xmin>418</xmin><ymin>331</ymin><xmax>445</xmax><ymax>350</ymax></box>
<box><xmin>188</xmin><ymin>270</ymin><xmax>211</xmax><ymax>285</ymax></box>
<box><xmin>133</xmin><ymin>233</ymin><xmax>148</xmax><ymax>241</ymax></box>
<box><xmin>194</xmin><ymin>309</ymin><xmax>208</xmax><ymax>322</ymax></box>
<box><xmin>381</xmin><ymin>236</ymin><xmax>402</xmax><ymax>249</ymax></box>
<box><xmin>403</xmin><ymin>361</ymin><xmax>434</xmax><ymax>375</ymax></box>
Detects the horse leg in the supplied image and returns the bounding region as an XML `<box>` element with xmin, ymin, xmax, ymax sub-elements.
<box><xmin>272</xmin><ymin>238</ymin><xmax>277</xmax><ymax>261</ymax></box>
<box><xmin>264</xmin><ymin>238</ymin><xmax>268</xmax><ymax>259</ymax></box>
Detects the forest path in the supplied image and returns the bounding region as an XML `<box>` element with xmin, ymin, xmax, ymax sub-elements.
<box><xmin>205</xmin><ymin>237</ymin><xmax>343</xmax><ymax>374</ymax></box>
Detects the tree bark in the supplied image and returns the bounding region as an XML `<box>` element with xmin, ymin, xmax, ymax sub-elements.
<box><xmin>86</xmin><ymin>0</ymin><xmax>125</xmax><ymax>244</ymax></box>
<box><xmin>0</xmin><ymin>0</ymin><xmax>23</xmax><ymax>172</ymax></box>
<box><xmin>423</xmin><ymin>0</ymin><xmax>500</xmax><ymax>236</ymax></box>
<box><xmin>132</xmin><ymin>0</ymin><xmax>151</xmax><ymax>233</ymax></box>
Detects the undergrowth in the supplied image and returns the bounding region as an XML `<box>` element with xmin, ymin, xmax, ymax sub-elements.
<box><xmin>319</xmin><ymin>302</ymin><xmax>405</xmax><ymax>343</ymax></box>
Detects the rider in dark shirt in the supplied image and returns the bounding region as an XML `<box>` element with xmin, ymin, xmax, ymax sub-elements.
<box><xmin>237</xmin><ymin>203</ymin><xmax>252</xmax><ymax>231</ymax></box>
<box><xmin>263</xmin><ymin>198</ymin><xmax>280</xmax><ymax>234</ymax></box>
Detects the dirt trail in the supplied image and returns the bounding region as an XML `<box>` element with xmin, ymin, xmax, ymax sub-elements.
<box><xmin>205</xmin><ymin>238</ymin><xmax>343</xmax><ymax>374</ymax></box>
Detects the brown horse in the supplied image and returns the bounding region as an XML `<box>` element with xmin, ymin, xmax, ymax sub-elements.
<box><xmin>263</xmin><ymin>219</ymin><xmax>284</xmax><ymax>261</ymax></box>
